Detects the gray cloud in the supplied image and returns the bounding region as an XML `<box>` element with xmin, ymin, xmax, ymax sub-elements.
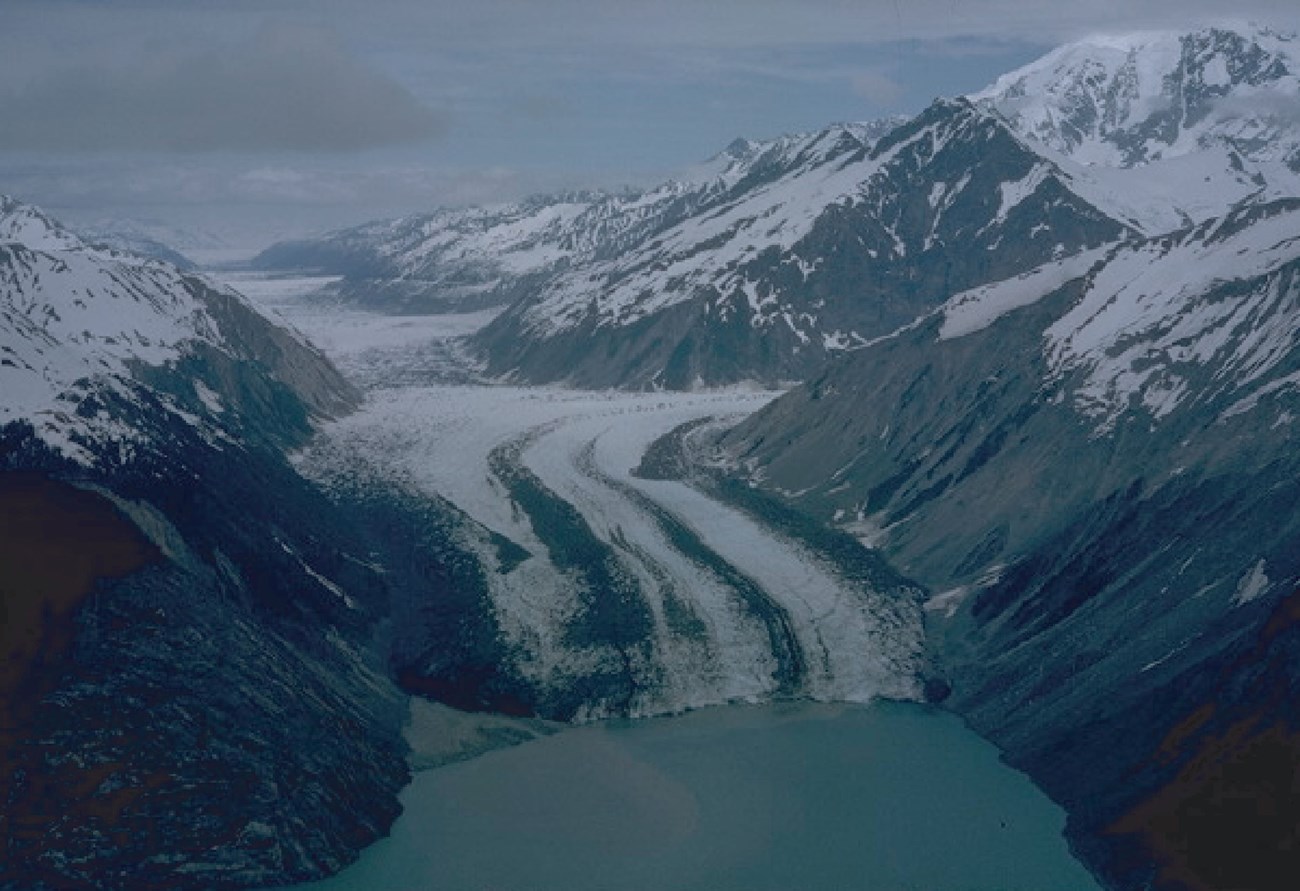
<box><xmin>2</xmin><ymin>156</ymin><xmax>615</xmax><ymax>234</ymax></box>
<box><xmin>5</xmin><ymin>0</ymin><xmax>1299</xmax><ymax>249</ymax></box>
<box><xmin>851</xmin><ymin>70</ymin><xmax>905</xmax><ymax>106</ymax></box>
<box><xmin>341</xmin><ymin>0</ymin><xmax>1300</xmax><ymax>50</ymax></box>
<box><xmin>49</xmin><ymin>164</ymin><xmax>636</xmax><ymax>256</ymax></box>
<box><xmin>0</xmin><ymin>23</ymin><xmax>445</xmax><ymax>152</ymax></box>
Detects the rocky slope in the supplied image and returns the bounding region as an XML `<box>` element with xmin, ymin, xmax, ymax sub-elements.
<box><xmin>473</xmin><ymin>99</ymin><xmax>1131</xmax><ymax>388</ymax></box>
<box><xmin>714</xmin><ymin>194</ymin><xmax>1300</xmax><ymax>891</ymax></box>
<box><xmin>0</xmin><ymin>198</ymin><xmax>415</xmax><ymax>890</ymax></box>
<box><xmin>250</xmin><ymin>119</ymin><xmax>906</xmax><ymax>317</ymax></box>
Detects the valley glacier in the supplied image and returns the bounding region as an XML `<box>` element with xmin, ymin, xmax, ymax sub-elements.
<box><xmin>231</xmin><ymin>273</ymin><xmax>925</xmax><ymax>719</ymax></box>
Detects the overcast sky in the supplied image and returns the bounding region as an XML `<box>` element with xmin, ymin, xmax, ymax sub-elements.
<box><xmin>4</xmin><ymin>1</ymin><xmax>1300</xmax><ymax>251</ymax></box>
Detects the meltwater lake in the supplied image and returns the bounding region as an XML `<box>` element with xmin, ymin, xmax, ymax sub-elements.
<box><xmin>286</xmin><ymin>701</ymin><xmax>1100</xmax><ymax>891</ymax></box>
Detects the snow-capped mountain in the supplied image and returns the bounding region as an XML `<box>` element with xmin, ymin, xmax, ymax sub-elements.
<box><xmin>473</xmin><ymin>99</ymin><xmax>1129</xmax><ymax>388</ymax></box>
<box><xmin>0</xmin><ymin>197</ymin><xmax>354</xmax><ymax>463</ymax></box>
<box><xmin>0</xmin><ymin>199</ymin><xmax>414</xmax><ymax>890</ymax></box>
<box><xmin>974</xmin><ymin>26</ymin><xmax>1300</xmax><ymax>168</ymax></box>
<box><xmin>714</xmin><ymin>193</ymin><xmax>1300</xmax><ymax>891</ymax></box>
<box><xmin>258</xmin><ymin>103</ymin><xmax>1133</xmax><ymax>385</ymax></box>
<box><xmin>252</xmin><ymin>117</ymin><xmax>908</xmax><ymax>316</ymax></box>
<box><xmin>975</xmin><ymin>26</ymin><xmax>1300</xmax><ymax>232</ymax></box>
<box><xmin>254</xmin><ymin>26</ymin><xmax>1300</xmax><ymax>393</ymax></box>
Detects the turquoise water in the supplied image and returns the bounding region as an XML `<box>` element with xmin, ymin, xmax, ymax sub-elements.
<box><xmin>288</xmin><ymin>702</ymin><xmax>1100</xmax><ymax>891</ymax></box>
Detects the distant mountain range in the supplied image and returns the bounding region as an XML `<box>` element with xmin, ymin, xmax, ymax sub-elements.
<box><xmin>257</xmin><ymin>26</ymin><xmax>1300</xmax><ymax>393</ymax></box>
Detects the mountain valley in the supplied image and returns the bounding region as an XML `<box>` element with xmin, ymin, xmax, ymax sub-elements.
<box><xmin>4</xmin><ymin>23</ymin><xmax>1300</xmax><ymax>891</ymax></box>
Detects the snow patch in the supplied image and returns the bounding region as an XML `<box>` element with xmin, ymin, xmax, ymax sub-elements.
<box><xmin>1232</xmin><ymin>559</ymin><xmax>1271</xmax><ymax>605</ymax></box>
<box><xmin>939</xmin><ymin>247</ymin><xmax>1107</xmax><ymax>340</ymax></box>
<box><xmin>1043</xmin><ymin>205</ymin><xmax>1300</xmax><ymax>432</ymax></box>
<box><xmin>193</xmin><ymin>380</ymin><xmax>224</xmax><ymax>414</ymax></box>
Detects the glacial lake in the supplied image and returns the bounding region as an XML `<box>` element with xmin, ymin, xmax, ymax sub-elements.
<box><xmin>287</xmin><ymin>701</ymin><xmax>1101</xmax><ymax>891</ymax></box>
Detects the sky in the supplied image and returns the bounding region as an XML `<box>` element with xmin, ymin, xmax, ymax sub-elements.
<box><xmin>3</xmin><ymin>1</ymin><xmax>1300</xmax><ymax>253</ymax></box>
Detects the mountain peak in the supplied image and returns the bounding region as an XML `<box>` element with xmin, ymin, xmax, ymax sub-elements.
<box><xmin>0</xmin><ymin>195</ymin><xmax>85</xmax><ymax>253</ymax></box>
<box><xmin>973</xmin><ymin>25</ymin><xmax>1300</xmax><ymax>167</ymax></box>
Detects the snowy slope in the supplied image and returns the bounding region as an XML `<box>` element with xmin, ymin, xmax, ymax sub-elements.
<box><xmin>511</xmin><ymin>105</ymin><xmax>1112</xmax><ymax>338</ymax></box>
<box><xmin>0</xmin><ymin>197</ymin><xmax>354</xmax><ymax>462</ymax></box>
<box><xmin>512</xmin><ymin>126</ymin><xmax>893</xmax><ymax>338</ymax></box>
<box><xmin>973</xmin><ymin>26</ymin><xmax>1300</xmax><ymax>231</ymax></box>
<box><xmin>906</xmin><ymin>199</ymin><xmax>1300</xmax><ymax>434</ymax></box>
<box><xmin>474</xmin><ymin>99</ymin><xmax>1129</xmax><ymax>388</ymax></box>
<box><xmin>252</xmin><ymin>117</ymin><xmax>908</xmax><ymax>317</ymax></box>
<box><xmin>1041</xmin><ymin>201</ymin><xmax>1300</xmax><ymax>430</ymax></box>
<box><xmin>973</xmin><ymin>26</ymin><xmax>1300</xmax><ymax>167</ymax></box>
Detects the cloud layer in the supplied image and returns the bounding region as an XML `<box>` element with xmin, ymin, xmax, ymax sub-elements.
<box><xmin>4</xmin><ymin>1</ymin><xmax>1298</xmax><ymax>245</ymax></box>
<box><xmin>0</xmin><ymin>24</ymin><xmax>444</xmax><ymax>152</ymax></box>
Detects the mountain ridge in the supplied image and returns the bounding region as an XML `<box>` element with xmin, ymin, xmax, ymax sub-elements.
<box><xmin>0</xmin><ymin>198</ymin><xmax>414</xmax><ymax>890</ymax></box>
<box><xmin>712</xmin><ymin>191</ymin><xmax>1300</xmax><ymax>891</ymax></box>
<box><xmin>470</xmin><ymin>96</ymin><xmax>1134</xmax><ymax>388</ymax></box>
<box><xmin>0</xmin><ymin>195</ymin><xmax>356</xmax><ymax>463</ymax></box>
<box><xmin>253</xmin><ymin>25</ymin><xmax>1300</xmax><ymax>391</ymax></box>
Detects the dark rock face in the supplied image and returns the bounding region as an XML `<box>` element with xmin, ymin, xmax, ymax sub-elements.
<box><xmin>315</xmin><ymin>478</ymin><xmax>539</xmax><ymax>720</ymax></box>
<box><xmin>1103</xmin><ymin>617</ymin><xmax>1300</xmax><ymax>891</ymax></box>
<box><xmin>717</xmin><ymin>202</ymin><xmax>1300</xmax><ymax>890</ymax></box>
<box><xmin>0</xmin><ymin>416</ymin><xmax>411</xmax><ymax>891</ymax></box>
<box><xmin>188</xmin><ymin>279</ymin><xmax>360</xmax><ymax>424</ymax></box>
<box><xmin>0</xmin><ymin>201</ymin><xmax>409</xmax><ymax>889</ymax></box>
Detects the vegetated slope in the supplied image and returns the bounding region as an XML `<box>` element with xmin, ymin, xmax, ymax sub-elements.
<box><xmin>0</xmin><ymin>197</ymin><xmax>416</xmax><ymax>890</ymax></box>
<box><xmin>717</xmin><ymin>196</ymin><xmax>1300</xmax><ymax>891</ymax></box>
